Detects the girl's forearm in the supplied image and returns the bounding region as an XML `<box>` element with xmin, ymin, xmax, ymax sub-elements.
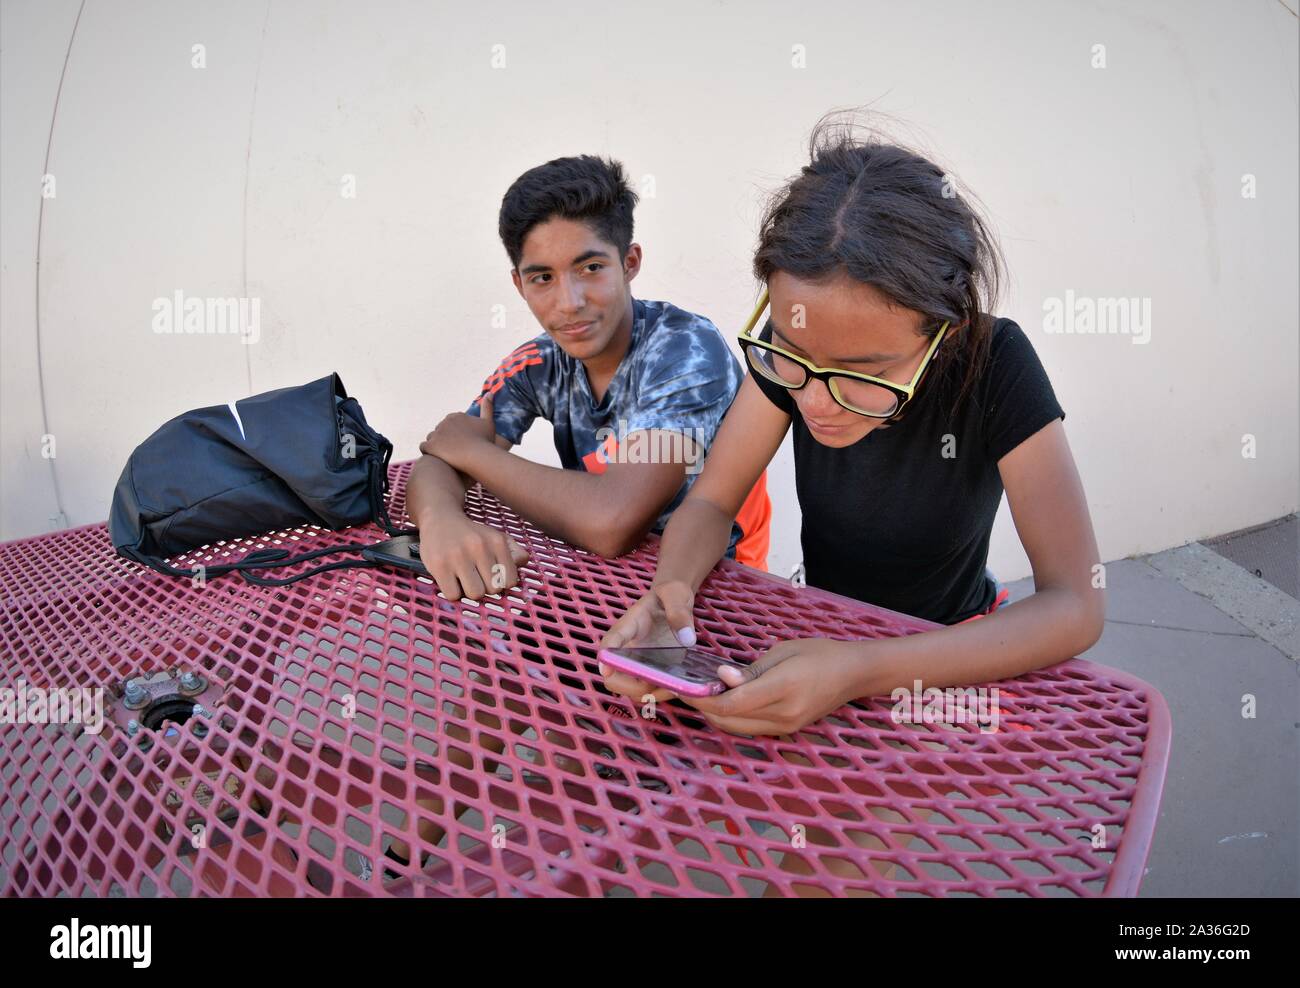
<box><xmin>854</xmin><ymin>586</ymin><xmax>1105</xmax><ymax>697</ymax></box>
<box><xmin>653</xmin><ymin>497</ymin><xmax>734</xmax><ymax>591</ymax></box>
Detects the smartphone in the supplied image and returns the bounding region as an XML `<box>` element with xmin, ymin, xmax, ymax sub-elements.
<box><xmin>597</xmin><ymin>645</ymin><xmax>748</xmax><ymax>697</ymax></box>
<box><xmin>361</xmin><ymin>535</ymin><xmax>430</xmax><ymax>576</ymax></box>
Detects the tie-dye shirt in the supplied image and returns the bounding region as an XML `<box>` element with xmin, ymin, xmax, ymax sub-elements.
<box><xmin>466</xmin><ymin>297</ymin><xmax>745</xmax><ymax>553</ymax></box>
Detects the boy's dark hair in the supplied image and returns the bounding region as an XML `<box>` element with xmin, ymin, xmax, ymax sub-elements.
<box><xmin>753</xmin><ymin>111</ymin><xmax>1007</xmax><ymax>423</ymax></box>
<box><xmin>498</xmin><ymin>155</ymin><xmax>639</xmax><ymax>269</ymax></box>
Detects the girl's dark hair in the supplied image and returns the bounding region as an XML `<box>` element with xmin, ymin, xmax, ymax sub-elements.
<box><xmin>753</xmin><ymin>113</ymin><xmax>1006</xmax><ymax>421</ymax></box>
<box><xmin>498</xmin><ymin>154</ymin><xmax>638</xmax><ymax>269</ymax></box>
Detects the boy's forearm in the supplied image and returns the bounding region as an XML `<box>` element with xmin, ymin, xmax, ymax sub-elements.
<box><xmin>406</xmin><ymin>454</ymin><xmax>471</xmax><ymax>528</ymax></box>
<box><xmin>653</xmin><ymin>497</ymin><xmax>733</xmax><ymax>592</ymax></box>
<box><xmin>453</xmin><ymin>442</ymin><xmax>634</xmax><ymax>555</ymax></box>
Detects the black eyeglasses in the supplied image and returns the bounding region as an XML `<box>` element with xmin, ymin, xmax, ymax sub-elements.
<box><xmin>737</xmin><ymin>290</ymin><xmax>949</xmax><ymax>419</ymax></box>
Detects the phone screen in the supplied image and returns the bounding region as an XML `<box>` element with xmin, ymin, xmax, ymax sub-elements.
<box><xmin>601</xmin><ymin>645</ymin><xmax>748</xmax><ymax>695</ymax></box>
<box><xmin>615</xmin><ymin>646</ymin><xmax>707</xmax><ymax>673</ymax></box>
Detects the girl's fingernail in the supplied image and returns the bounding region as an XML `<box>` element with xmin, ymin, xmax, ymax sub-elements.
<box><xmin>675</xmin><ymin>626</ymin><xmax>697</xmax><ymax>646</ymax></box>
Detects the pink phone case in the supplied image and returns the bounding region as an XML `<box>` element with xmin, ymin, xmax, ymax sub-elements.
<box><xmin>597</xmin><ymin>646</ymin><xmax>746</xmax><ymax>697</ymax></box>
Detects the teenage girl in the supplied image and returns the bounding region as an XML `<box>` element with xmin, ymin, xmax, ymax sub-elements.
<box><xmin>599</xmin><ymin>119</ymin><xmax>1105</xmax><ymax>740</ymax></box>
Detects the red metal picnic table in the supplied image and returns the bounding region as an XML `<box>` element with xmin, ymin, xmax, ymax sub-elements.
<box><xmin>0</xmin><ymin>460</ymin><xmax>1170</xmax><ymax>897</ymax></box>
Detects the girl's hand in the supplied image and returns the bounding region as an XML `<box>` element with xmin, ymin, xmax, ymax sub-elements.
<box><xmin>684</xmin><ymin>638</ymin><xmax>864</xmax><ymax>736</ymax></box>
<box><xmin>597</xmin><ymin>581</ymin><xmax>697</xmax><ymax>705</ymax></box>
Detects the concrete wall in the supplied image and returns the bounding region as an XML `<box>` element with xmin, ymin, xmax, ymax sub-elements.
<box><xmin>2</xmin><ymin>0</ymin><xmax>1297</xmax><ymax>583</ymax></box>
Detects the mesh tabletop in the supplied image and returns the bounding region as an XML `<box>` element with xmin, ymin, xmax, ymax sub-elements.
<box><xmin>0</xmin><ymin>460</ymin><xmax>1169</xmax><ymax>897</ymax></box>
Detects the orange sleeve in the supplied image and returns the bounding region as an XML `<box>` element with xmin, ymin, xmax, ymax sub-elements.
<box><xmin>732</xmin><ymin>470</ymin><xmax>772</xmax><ymax>571</ymax></box>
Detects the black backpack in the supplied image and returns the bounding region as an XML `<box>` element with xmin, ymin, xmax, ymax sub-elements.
<box><xmin>109</xmin><ymin>372</ymin><xmax>416</xmax><ymax>586</ymax></box>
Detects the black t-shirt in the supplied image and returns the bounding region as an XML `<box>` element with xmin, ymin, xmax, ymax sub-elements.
<box><xmin>751</xmin><ymin>316</ymin><xmax>1065</xmax><ymax>625</ymax></box>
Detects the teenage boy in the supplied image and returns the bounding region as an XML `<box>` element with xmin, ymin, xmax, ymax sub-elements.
<box><xmin>384</xmin><ymin>155</ymin><xmax>769</xmax><ymax>878</ymax></box>
<box><xmin>408</xmin><ymin>154</ymin><xmax>769</xmax><ymax>599</ymax></box>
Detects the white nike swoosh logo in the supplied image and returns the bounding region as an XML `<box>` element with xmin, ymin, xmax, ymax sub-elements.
<box><xmin>228</xmin><ymin>401</ymin><xmax>246</xmax><ymax>440</ymax></box>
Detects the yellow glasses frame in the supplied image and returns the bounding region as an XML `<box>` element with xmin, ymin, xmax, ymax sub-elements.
<box><xmin>737</xmin><ymin>289</ymin><xmax>950</xmax><ymax>419</ymax></box>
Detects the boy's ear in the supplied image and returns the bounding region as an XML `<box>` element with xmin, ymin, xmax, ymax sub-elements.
<box><xmin>622</xmin><ymin>243</ymin><xmax>643</xmax><ymax>283</ymax></box>
<box><xmin>510</xmin><ymin>267</ymin><xmax>524</xmax><ymax>298</ymax></box>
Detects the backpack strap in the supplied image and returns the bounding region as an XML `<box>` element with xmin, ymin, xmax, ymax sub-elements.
<box><xmin>120</xmin><ymin>541</ymin><xmax>383</xmax><ymax>586</ymax></box>
<box><xmin>368</xmin><ymin>447</ymin><xmax>419</xmax><ymax>539</ymax></box>
<box><xmin>234</xmin><ymin>543</ymin><xmax>384</xmax><ymax>587</ymax></box>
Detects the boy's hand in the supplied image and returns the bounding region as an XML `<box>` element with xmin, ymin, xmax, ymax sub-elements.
<box><xmin>420</xmin><ymin>394</ymin><xmax>500</xmax><ymax>468</ymax></box>
<box><xmin>417</xmin><ymin>514</ymin><xmax>529</xmax><ymax>601</ymax></box>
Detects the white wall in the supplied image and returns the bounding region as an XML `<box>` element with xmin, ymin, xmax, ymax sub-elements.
<box><xmin>2</xmin><ymin>0</ymin><xmax>1297</xmax><ymax>584</ymax></box>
